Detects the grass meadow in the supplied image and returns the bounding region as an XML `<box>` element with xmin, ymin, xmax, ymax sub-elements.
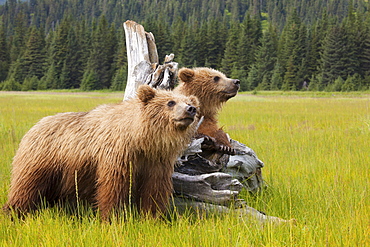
<box><xmin>0</xmin><ymin>91</ymin><xmax>369</xmax><ymax>246</ymax></box>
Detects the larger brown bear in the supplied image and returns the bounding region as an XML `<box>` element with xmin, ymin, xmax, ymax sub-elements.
<box><xmin>3</xmin><ymin>85</ymin><xmax>199</xmax><ymax>219</ymax></box>
<box><xmin>175</xmin><ymin>67</ymin><xmax>240</xmax><ymax>154</ymax></box>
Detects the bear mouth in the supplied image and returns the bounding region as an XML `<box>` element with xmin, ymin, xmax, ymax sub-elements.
<box><xmin>221</xmin><ymin>90</ymin><xmax>238</xmax><ymax>99</ymax></box>
<box><xmin>175</xmin><ymin>117</ymin><xmax>195</xmax><ymax>127</ymax></box>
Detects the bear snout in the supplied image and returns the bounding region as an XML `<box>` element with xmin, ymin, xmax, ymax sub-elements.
<box><xmin>233</xmin><ymin>79</ymin><xmax>240</xmax><ymax>86</ymax></box>
<box><xmin>186</xmin><ymin>105</ymin><xmax>197</xmax><ymax>116</ymax></box>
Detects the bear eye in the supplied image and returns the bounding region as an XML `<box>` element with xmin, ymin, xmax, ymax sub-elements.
<box><xmin>167</xmin><ymin>101</ymin><xmax>176</xmax><ymax>107</ymax></box>
<box><xmin>213</xmin><ymin>76</ymin><xmax>220</xmax><ymax>82</ymax></box>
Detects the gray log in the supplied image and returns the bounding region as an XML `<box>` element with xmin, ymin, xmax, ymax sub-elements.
<box><xmin>172</xmin><ymin>172</ymin><xmax>242</xmax><ymax>205</ymax></box>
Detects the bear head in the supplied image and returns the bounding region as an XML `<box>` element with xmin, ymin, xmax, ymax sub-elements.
<box><xmin>137</xmin><ymin>85</ymin><xmax>199</xmax><ymax>130</ymax></box>
<box><xmin>177</xmin><ymin>67</ymin><xmax>240</xmax><ymax>109</ymax></box>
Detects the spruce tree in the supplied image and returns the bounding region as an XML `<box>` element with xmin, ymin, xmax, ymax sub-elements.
<box><xmin>205</xmin><ymin>19</ymin><xmax>227</xmax><ymax>69</ymax></box>
<box><xmin>42</xmin><ymin>62</ymin><xmax>58</xmax><ymax>89</ymax></box>
<box><xmin>1</xmin><ymin>77</ymin><xmax>21</xmax><ymax>91</ymax></box>
<box><xmin>84</xmin><ymin>15</ymin><xmax>117</xmax><ymax>89</ymax></box>
<box><xmin>270</xmin><ymin>62</ymin><xmax>283</xmax><ymax>90</ymax></box>
<box><xmin>279</xmin><ymin>9</ymin><xmax>306</xmax><ymax>90</ymax></box>
<box><xmin>221</xmin><ymin>22</ymin><xmax>240</xmax><ymax>76</ymax></box>
<box><xmin>110</xmin><ymin>67</ymin><xmax>127</xmax><ymax>91</ymax></box>
<box><xmin>320</xmin><ymin>25</ymin><xmax>348</xmax><ymax>88</ymax></box>
<box><xmin>0</xmin><ymin>20</ymin><xmax>10</xmax><ymax>82</ymax></box>
<box><xmin>10</xmin><ymin>11</ymin><xmax>27</xmax><ymax>62</ymax></box>
<box><xmin>236</xmin><ymin>13</ymin><xmax>262</xmax><ymax>77</ymax></box>
<box><xmin>20</xmin><ymin>26</ymin><xmax>46</xmax><ymax>81</ymax></box>
<box><xmin>253</xmin><ymin>23</ymin><xmax>278</xmax><ymax>89</ymax></box>
<box><xmin>245</xmin><ymin>65</ymin><xmax>259</xmax><ymax>90</ymax></box>
<box><xmin>178</xmin><ymin>25</ymin><xmax>198</xmax><ymax>67</ymax></box>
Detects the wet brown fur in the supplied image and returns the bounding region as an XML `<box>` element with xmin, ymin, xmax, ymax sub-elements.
<box><xmin>175</xmin><ymin>67</ymin><xmax>239</xmax><ymax>147</ymax></box>
<box><xmin>3</xmin><ymin>85</ymin><xmax>199</xmax><ymax>219</ymax></box>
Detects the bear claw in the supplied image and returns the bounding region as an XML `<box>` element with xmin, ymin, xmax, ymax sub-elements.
<box><xmin>200</xmin><ymin>135</ymin><xmax>236</xmax><ymax>155</ymax></box>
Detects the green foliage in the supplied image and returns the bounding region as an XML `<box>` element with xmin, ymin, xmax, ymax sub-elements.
<box><xmin>21</xmin><ymin>75</ymin><xmax>39</xmax><ymax>91</ymax></box>
<box><xmin>80</xmin><ymin>69</ymin><xmax>99</xmax><ymax>91</ymax></box>
<box><xmin>329</xmin><ymin>76</ymin><xmax>345</xmax><ymax>91</ymax></box>
<box><xmin>0</xmin><ymin>0</ymin><xmax>370</xmax><ymax>91</ymax></box>
<box><xmin>0</xmin><ymin>21</ymin><xmax>10</xmax><ymax>82</ymax></box>
<box><xmin>1</xmin><ymin>77</ymin><xmax>21</xmax><ymax>91</ymax></box>
<box><xmin>110</xmin><ymin>66</ymin><xmax>127</xmax><ymax>91</ymax></box>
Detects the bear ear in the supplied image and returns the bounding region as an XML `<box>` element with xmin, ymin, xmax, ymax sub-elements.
<box><xmin>178</xmin><ymin>68</ymin><xmax>195</xmax><ymax>83</ymax></box>
<box><xmin>137</xmin><ymin>85</ymin><xmax>156</xmax><ymax>103</ymax></box>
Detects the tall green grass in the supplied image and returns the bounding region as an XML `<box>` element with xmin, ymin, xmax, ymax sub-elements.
<box><xmin>1</xmin><ymin>91</ymin><xmax>369</xmax><ymax>246</ymax></box>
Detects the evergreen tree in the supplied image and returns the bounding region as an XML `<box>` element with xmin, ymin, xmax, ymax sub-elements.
<box><xmin>110</xmin><ymin>67</ymin><xmax>127</xmax><ymax>91</ymax></box>
<box><xmin>330</xmin><ymin>76</ymin><xmax>345</xmax><ymax>91</ymax></box>
<box><xmin>194</xmin><ymin>22</ymin><xmax>208</xmax><ymax>67</ymax></box>
<box><xmin>279</xmin><ymin>9</ymin><xmax>306</xmax><ymax>90</ymax></box>
<box><xmin>342</xmin><ymin>73</ymin><xmax>357</xmax><ymax>91</ymax></box>
<box><xmin>221</xmin><ymin>22</ymin><xmax>240</xmax><ymax>76</ymax></box>
<box><xmin>320</xmin><ymin>25</ymin><xmax>349</xmax><ymax>88</ymax></box>
<box><xmin>42</xmin><ymin>62</ymin><xmax>58</xmax><ymax>89</ymax></box>
<box><xmin>1</xmin><ymin>77</ymin><xmax>21</xmax><ymax>91</ymax></box>
<box><xmin>282</xmin><ymin>56</ymin><xmax>296</xmax><ymax>90</ymax></box>
<box><xmin>0</xmin><ymin>20</ymin><xmax>10</xmax><ymax>82</ymax></box>
<box><xmin>84</xmin><ymin>15</ymin><xmax>117</xmax><ymax>89</ymax></box>
<box><xmin>245</xmin><ymin>64</ymin><xmax>259</xmax><ymax>90</ymax></box>
<box><xmin>356</xmin><ymin>15</ymin><xmax>370</xmax><ymax>80</ymax></box>
<box><xmin>62</xmin><ymin>25</ymin><xmax>83</xmax><ymax>88</ymax></box>
<box><xmin>236</xmin><ymin>13</ymin><xmax>262</xmax><ymax>78</ymax></box>
<box><xmin>81</xmin><ymin>69</ymin><xmax>99</xmax><ymax>91</ymax></box>
<box><xmin>19</xmin><ymin>26</ymin><xmax>46</xmax><ymax>81</ymax></box>
<box><xmin>52</xmin><ymin>17</ymin><xmax>71</xmax><ymax>81</ymax></box>
<box><xmin>253</xmin><ymin>23</ymin><xmax>278</xmax><ymax>89</ymax></box>
<box><xmin>341</xmin><ymin>4</ymin><xmax>360</xmax><ymax>77</ymax></box>
<box><xmin>178</xmin><ymin>25</ymin><xmax>198</xmax><ymax>67</ymax></box>
<box><xmin>171</xmin><ymin>17</ymin><xmax>185</xmax><ymax>59</ymax></box>
<box><xmin>22</xmin><ymin>75</ymin><xmax>39</xmax><ymax>91</ymax></box>
<box><xmin>270</xmin><ymin>62</ymin><xmax>284</xmax><ymax>90</ymax></box>
<box><xmin>10</xmin><ymin>11</ymin><xmax>27</xmax><ymax>62</ymax></box>
<box><xmin>205</xmin><ymin>19</ymin><xmax>227</xmax><ymax>69</ymax></box>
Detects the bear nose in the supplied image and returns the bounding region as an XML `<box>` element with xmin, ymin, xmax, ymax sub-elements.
<box><xmin>233</xmin><ymin>79</ymin><xmax>240</xmax><ymax>86</ymax></box>
<box><xmin>186</xmin><ymin>105</ymin><xmax>197</xmax><ymax>116</ymax></box>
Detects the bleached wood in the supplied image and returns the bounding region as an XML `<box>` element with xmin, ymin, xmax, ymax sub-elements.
<box><xmin>123</xmin><ymin>20</ymin><xmax>158</xmax><ymax>100</ymax></box>
<box><xmin>123</xmin><ymin>20</ymin><xmax>178</xmax><ymax>99</ymax></box>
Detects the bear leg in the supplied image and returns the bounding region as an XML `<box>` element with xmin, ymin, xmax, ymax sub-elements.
<box><xmin>135</xmin><ymin>168</ymin><xmax>173</xmax><ymax>217</ymax></box>
<box><xmin>96</xmin><ymin>167</ymin><xmax>130</xmax><ymax>220</ymax></box>
<box><xmin>4</xmin><ymin>167</ymin><xmax>62</xmax><ymax>215</ymax></box>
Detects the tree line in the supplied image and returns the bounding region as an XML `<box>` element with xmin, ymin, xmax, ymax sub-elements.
<box><xmin>0</xmin><ymin>0</ymin><xmax>370</xmax><ymax>91</ymax></box>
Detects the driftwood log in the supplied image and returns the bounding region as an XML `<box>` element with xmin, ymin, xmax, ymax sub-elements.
<box><xmin>124</xmin><ymin>20</ymin><xmax>178</xmax><ymax>100</ymax></box>
<box><xmin>123</xmin><ymin>20</ymin><xmax>292</xmax><ymax>224</ymax></box>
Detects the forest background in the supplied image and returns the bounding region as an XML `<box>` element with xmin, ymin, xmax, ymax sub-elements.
<box><xmin>0</xmin><ymin>0</ymin><xmax>370</xmax><ymax>92</ymax></box>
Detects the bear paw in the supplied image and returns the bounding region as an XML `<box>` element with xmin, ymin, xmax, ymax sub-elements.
<box><xmin>200</xmin><ymin>135</ymin><xmax>236</xmax><ymax>155</ymax></box>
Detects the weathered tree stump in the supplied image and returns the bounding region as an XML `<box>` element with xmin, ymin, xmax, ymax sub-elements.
<box><xmin>123</xmin><ymin>20</ymin><xmax>292</xmax><ymax>224</ymax></box>
<box><xmin>124</xmin><ymin>20</ymin><xmax>178</xmax><ymax>100</ymax></box>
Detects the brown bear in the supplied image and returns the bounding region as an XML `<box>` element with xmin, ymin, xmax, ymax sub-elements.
<box><xmin>174</xmin><ymin>67</ymin><xmax>240</xmax><ymax>155</ymax></box>
<box><xmin>3</xmin><ymin>85</ymin><xmax>199</xmax><ymax>219</ymax></box>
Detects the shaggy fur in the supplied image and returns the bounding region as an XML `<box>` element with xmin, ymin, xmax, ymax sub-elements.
<box><xmin>175</xmin><ymin>67</ymin><xmax>240</xmax><ymax>148</ymax></box>
<box><xmin>3</xmin><ymin>85</ymin><xmax>199</xmax><ymax>219</ymax></box>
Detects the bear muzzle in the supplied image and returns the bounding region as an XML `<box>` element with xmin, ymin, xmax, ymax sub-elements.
<box><xmin>221</xmin><ymin>80</ymin><xmax>240</xmax><ymax>100</ymax></box>
<box><xmin>233</xmin><ymin>79</ymin><xmax>241</xmax><ymax>86</ymax></box>
<box><xmin>174</xmin><ymin>105</ymin><xmax>197</xmax><ymax>129</ymax></box>
<box><xmin>186</xmin><ymin>105</ymin><xmax>197</xmax><ymax>117</ymax></box>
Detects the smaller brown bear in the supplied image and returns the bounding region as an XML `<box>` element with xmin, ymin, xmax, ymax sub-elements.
<box><xmin>175</xmin><ymin>67</ymin><xmax>240</xmax><ymax>155</ymax></box>
<box><xmin>3</xmin><ymin>85</ymin><xmax>199</xmax><ymax>219</ymax></box>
